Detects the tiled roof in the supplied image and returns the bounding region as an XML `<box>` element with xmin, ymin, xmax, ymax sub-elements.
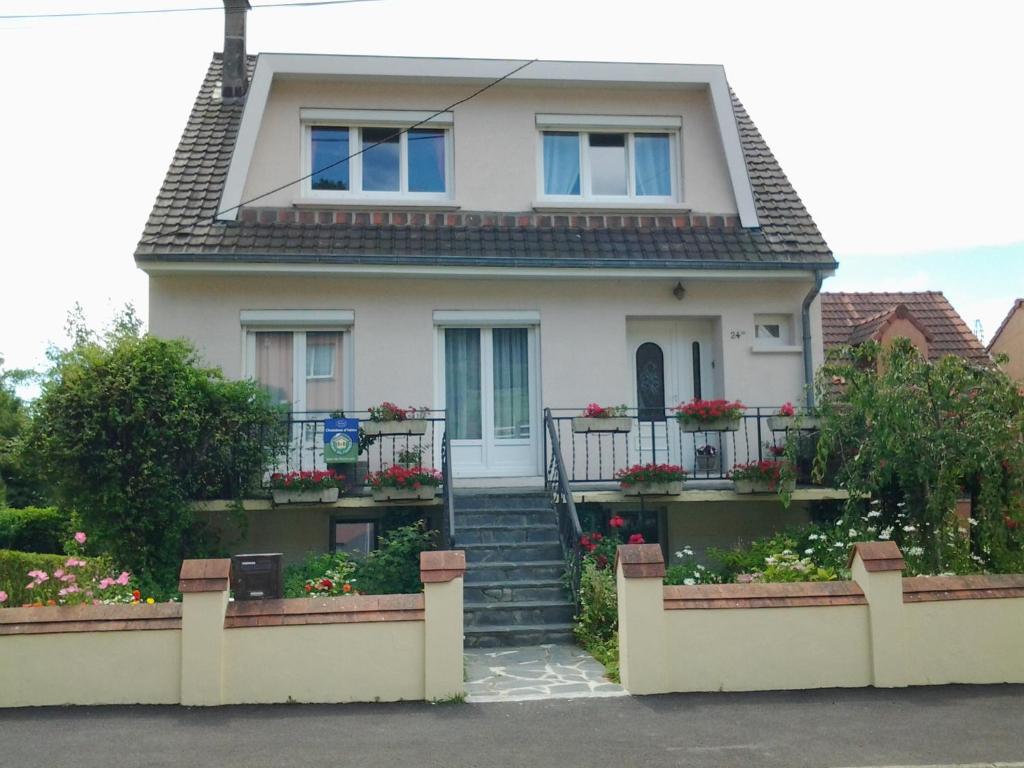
<box><xmin>821</xmin><ymin>292</ymin><xmax>991</xmax><ymax>364</ymax></box>
<box><xmin>987</xmin><ymin>299</ymin><xmax>1023</xmax><ymax>351</ymax></box>
<box><xmin>135</xmin><ymin>54</ymin><xmax>835</xmax><ymax>270</ymax></box>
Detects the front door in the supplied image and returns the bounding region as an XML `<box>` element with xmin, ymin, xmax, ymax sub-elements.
<box><xmin>627</xmin><ymin>319</ymin><xmax>716</xmax><ymax>472</ymax></box>
<box><xmin>440</xmin><ymin>326</ymin><xmax>540</xmax><ymax>478</ymax></box>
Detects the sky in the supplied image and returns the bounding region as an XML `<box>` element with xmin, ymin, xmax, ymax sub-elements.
<box><xmin>1</xmin><ymin>0</ymin><xmax>1022</xmax><ymax>389</ymax></box>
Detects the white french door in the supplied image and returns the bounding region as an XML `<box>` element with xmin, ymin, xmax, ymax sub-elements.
<box><xmin>627</xmin><ymin>319</ymin><xmax>715</xmax><ymax>470</ymax></box>
<box><xmin>439</xmin><ymin>325</ymin><xmax>540</xmax><ymax>478</ymax></box>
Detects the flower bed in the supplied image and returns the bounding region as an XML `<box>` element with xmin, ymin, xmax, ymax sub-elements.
<box><xmin>674</xmin><ymin>399</ymin><xmax>745</xmax><ymax>432</ymax></box>
<box><xmin>572</xmin><ymin>403</ymin><xmax>632</xmax><ymax>433</ymax></box>
<box><xmin>367</xmin><ymin>465</ymin><xmax>442</xmax><ymax>502</ymax></box>
<box><xmin>270</xmin><ymin>470</ymin><xmax>343</xmax><ymax>504</ymax></box>
<box><xmin>615</xmin><ymin>463</ymin><xmax>686</xmax><ymax>496</ymax></box>
<box><xmin>730</xmin><ymin>460</ymin><xmax>794</xmax><ymax>494</ymax></box>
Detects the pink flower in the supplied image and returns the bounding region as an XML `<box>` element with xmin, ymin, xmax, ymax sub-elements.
<box><xmin>0</xmin><ymin>590</ymin><xmax>7</xmax><ymax>604</ymax></box>
<box><xmin>65</xmin><ymin>558</ymin><xmax>86</xmax><ymax>568</ymax></box>
<box><xmin>53</xmin><ymin>569</ymin><xmax>65</xmax><ymax>579</ymax></box>
<box><xmin>115</xmin><ymin>571</ymin><xmax>131</xmax><ymax>586</ymax></box>
<box><xmin>74</xmin><ymin>531</ymin><xmax>87</xmax><ymax>545</ymax></box>
<box><xmin>98</xmin><ymin>578</ymin><xmax>115</xmax><ymax>590</ymax></box>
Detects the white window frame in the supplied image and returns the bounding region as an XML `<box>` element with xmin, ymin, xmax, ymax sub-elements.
<box><xmin>536</xmin><ymin>125</ymin><xmax>680</xmax><ymax>205</ymax></box>
<box><xmin>753</xmin><ymin>314</ymin><xmax>794</xmax><ymax>349</ymax></box>
<box><xmin>305</xmin><ymin>338</ymin><xmax>336</xmax><ymax>380</ymax></box>
<box><xmin>242</xmin><ymin>310</ymin><xmax>355</xmax><ymax>413</ymax></box>
<box><xmin>300</xmin><ymin>110</ymin><xmax>454</xmax><ymax>202</ymax></box>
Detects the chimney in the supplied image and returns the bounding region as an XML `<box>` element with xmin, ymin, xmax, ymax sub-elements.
<box><xmin>221</xmin><ymin>0</ymin><xmax>251</xmax><ymax>102</ymax></box>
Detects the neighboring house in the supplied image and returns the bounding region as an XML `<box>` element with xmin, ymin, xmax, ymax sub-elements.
<box><xmin>136</xmin><ymin>2</ymin><xmax>841</xmax><ymax>642</ymax></box>
<box><xmin>988</xmin><ymin>299</ymin><xmax>1024</xmax><ymax>383</ymax></box>
<box><xmin>821</xmin><ymin>292</ymin><xmax>990</xmax><ymax>366</ymax></box>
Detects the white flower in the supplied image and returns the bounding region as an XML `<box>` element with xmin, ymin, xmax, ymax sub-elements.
<box><xmin>897</xmin><ymin>501</ymin><xmax>906</xmax><ymax>508</ymax></box>
<box><xmin>866</xmin><ymin>510</ymin><xmax>882</xmax><ymax>518</ymax></box>
<box><xmin>968</xmin><ymin>518</ymin><xmax>978</xmax><ymax>527</ymax></box>
<box><xmin>804</xmin><ymin>548</ymin><xmax>814</xmax><ymax>555</ymax></box>
<box><xmin>870</xmin><ymin>499</ymin><xmax>881</xmax><ymax>507</ymax></box>
<box><xmin>833</xmin><ymin>543</ymin><xmax>844</xmax><ymax>549</ymax></box>
<box><xmin>683</xmin><ymin>578</ymin><xmax>695</xmax><ymax>586</ymax></box>
<box><xmin>808</xmin><ymin>534</ymin><xmax>819</xmax><ymax>541</ymax></box>
<box><xmin>849</xmin><ymin>529</ymin><xmax>859</xmax><ymax>537</ymax></box>
<box><xmin>879</xmin><ymin>527</ymin><xmax>893</xmax><ymax>540</ymax></box>
<box><xmin>907</xmin><ymin>546</ymin><xmax>924</xmax><ymax>556</ymax></box>
<box><xmin>902</xmin><ymin>525</ymin><xmax>916</xmax><ymax>532</ymax></box>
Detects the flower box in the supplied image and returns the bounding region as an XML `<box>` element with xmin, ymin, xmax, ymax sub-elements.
<box><xmin>766</xmin><ymin>416</ymin><xmax>820</xmax><ymax>431</ymax></box>
<box><xmin>572</xmin><ymin>416</ymin><xmax>633</xmax><ymax>434</ymax></box>
<box><xmin>695</xmin><ymin>454</ymin><xmax>720</xmax><ymax>473</ymax></box>
<box><xmin>272</xmin><ymin>487</ymin><xmax>340</xmax><ymax>505</ymax></box>
<box><xmin>622</xmin><ymin>480</ymin><xmax>683</xmax><ymax>496</ymax></box>
<box><xmin>733</xmin><ymin>478</ymin><xmax>796</xmax><ymax>495</ymax></box>
<box><xmin>371</xmin><ymin>486</ymin><xmax>438</xmax><ymax>502</ymax></box>
<box><xmin>361</xmin><ymin>419</ymin><xmax>428</xmax><ymax>436</ymax></box>
<box><xmin>680</xmin><ymin>417</ymin><xmax>741</xmax><ymax>433</ymax></box>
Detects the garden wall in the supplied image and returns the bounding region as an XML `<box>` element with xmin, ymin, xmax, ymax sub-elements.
<box><xmin>0</xmin><ymin>551</ymin><xmax>465</xmax><ymax>708</ymax></box>
<box><xmin>616</xmin><ymin>541</ymin><xmax>1024</xmax><ymax>695</ymax></box>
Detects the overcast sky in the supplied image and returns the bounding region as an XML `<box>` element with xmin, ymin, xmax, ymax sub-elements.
<box><xmin>1</xmin><ymin>0</ymin><xmax>1022</xmax><ymax>383</ymax></box>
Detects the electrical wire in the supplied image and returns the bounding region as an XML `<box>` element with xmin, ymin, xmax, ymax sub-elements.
<box><xmin>0</xmin><ymin>0</ymin><xmax>380</xmax><ymax>21</ymax></box>
<box><xmin>140</xmin><ymin>58</ymin><xmax>536</xmax><ymax>246</ymax></box>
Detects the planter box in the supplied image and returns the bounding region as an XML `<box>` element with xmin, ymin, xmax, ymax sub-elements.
<box><xmin>695</xmin><ymin>454</ymin><xmax>720</xmax><ymax>473</ymax></box>
<box><xmin>272</xmin><ymin>487</ymin><xmax>340</xmax><ymax>505</ymax></box>
<box><xmin>621</xmin><ymin>480</ymin><xmax>683</xmax><ymax>496</ymax></box>
<box><xmin>371</xmin><ymin>485</ymin><xmax>439</xmax><ymax>502</ymax></box>
<box><xmin>680</xmin><ymin>417</ymin><xmax>741</xmax><ymax>433</ymax></box>
<box><xmin>328</xmin><ymin>461</ymin><xmax>368</xmax><ymax>494</ymax></box>
<box><xmin>733</xmin><ymin>478</ymin><xmax>796</xmax><ymax>495</ymax></box>
<box><xmin>361</xmin><ymin>419</ymin><xmax>428</xmax><ymax>436</ymax></box>
<box><xmin>571</xmin><ymin>416</ymin><xmax>633</xmax><ymax>434</ymax></box>
<box><xmin>766</xmin><ymin>416</ymin><xmax>821</xmax><ymax>431</ymax></box>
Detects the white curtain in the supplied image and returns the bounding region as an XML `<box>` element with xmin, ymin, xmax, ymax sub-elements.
<box><xmin>305</xmin><ymin>331</ymin><xmax>344</xmax><ymax>414</ymax></box>
<box><xmin>254</xmin><ymin>332</ymin><xmax>293</xmax><ymax>408</ymax></box>
<box><xmin>634</xmin><ymin>133</ymin><xmax>671</xmax><ymax>196</ymax></box>
<box><xmin>543</xmin><ymin>132</ymin><xmax>580</xmax><ymax>195</ymax></box>
<box><xmin>445</xmin><ymin>328</ymin><xmax>482</xmax><ymax>440</ymax></box>
<box><xmin>492</xmin><ymin>328</ymin><xmax>530</xmax><ymax>440</ymax></box>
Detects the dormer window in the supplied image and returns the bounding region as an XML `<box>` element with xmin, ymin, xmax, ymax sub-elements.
<box><xmin>302</xmin><ymin>109</ymin><xmax>452</xmax><ymax>200</ymax></box>
<box><xmin>536</xmin><ymin>115</ymin><xmax>680</xmax><ymax>204</ymax></box>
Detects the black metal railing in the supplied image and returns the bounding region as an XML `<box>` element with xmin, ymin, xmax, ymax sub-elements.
<box><xmin>261</xmin><ymin>410</ymin><xmax>447</xmax><ymax>490</ymax></box>
<box><xmin>544</xmin><ymin>406</ymin><xmax>815</xmax><ymax>485</ymax></box>
<box><xmin>544</xmin><ymin>408</ymin><xmax>584</xmax><ymax>610</ymax></box>
<box><xmin>440</xmin><ymin>429</ymin><xmax>456</xmax><ymax>548</ymax></box>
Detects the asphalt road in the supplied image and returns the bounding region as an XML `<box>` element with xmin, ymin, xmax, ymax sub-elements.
<box><xmin>1</xmin><ymin>685</ymin><xmax>1023</xmax><ymax>768</ymax></box>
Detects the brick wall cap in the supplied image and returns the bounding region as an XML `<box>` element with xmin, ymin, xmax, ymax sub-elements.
<box><xmin>616</xmin><ymin>543</ymin><xmax>666</xmax><ymax>578</ymax></box>
<box><xmin>848</xmin><ymin>541</ymin><xmax>905</xmax><ymax>572</ymax></box>
<box><xmin>420</xmin><ymin>550</ymin><xmax>466</xmax><ymax>582</ymax></box>
<box><xmin>179</xmin><ymin>558</ymin><xmax>232</xmax><ymax>592</ymax></box>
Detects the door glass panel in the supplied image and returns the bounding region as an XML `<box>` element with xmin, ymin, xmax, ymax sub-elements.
<box><xmin>445</xmin><ymin>328</ymin><xmax>482</xmax><ymax>440</ymax></box>
<box><xmin>635</xmin><ymin>342</ymin><xmax>666</xmax><ymax>421</ymax></box>
<box><xmin>254</xmin><ymin>332</ymin><xmax>294</xmax><ymax>408</ymax></box>
<box><xmin>305</xmin><ymin>331</ymin><xmax>344</xmax><ymax>414</ymax></box>
<box><xmin>691</xmin><ymin>341</ymin><xmax>702</xmax><ymax>401</ymax></box>
<box><xmin>492</xmin><ymin>328</ymin><xmax>530</xmax><ymax>440</ymax></box>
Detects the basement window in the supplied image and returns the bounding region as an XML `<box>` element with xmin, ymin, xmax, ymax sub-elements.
<box><xmin>754</xmin><ymin>314</ymin><xmax>794</xmax><ymax>347</ymax></box>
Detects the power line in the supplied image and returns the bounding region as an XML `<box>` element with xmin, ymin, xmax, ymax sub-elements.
<box><xmin>0</xmin><ymin>0</ymin><xmax>380</xmax><ymax>21</ymax></box>
<box><xmin>141</xmin><ymin>58</ymin><xmax>536</xmax><ymax>246</ymax></box>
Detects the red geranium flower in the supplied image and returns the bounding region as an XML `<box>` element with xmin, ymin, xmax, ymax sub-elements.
<box><xmin>628</xmin><ymin>533</ymin><xmax>646</xmax><ymax>544</ymax></box>
<box><xmin>609</xmin><ymin>515</ymin><xmax>625</xmax><ymax>529</ymax></box>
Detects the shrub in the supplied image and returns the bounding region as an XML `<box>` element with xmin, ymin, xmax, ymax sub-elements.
<box><xmin>0</xmin><ymin>549</ymin><xmax>119</xmax><ymax>607</ymax></box>
<box><xmin>664</xmin><ymin>545</ymin><xmax>721</xmax><ymax>585</ymax></box>
<box><xmin>0</xmin><ymin>506</ymin><xmax>69</xmax><ymax>553</ymax></box>
<box><xmin>355</xmin><ymin>521</ymin><xmax>435</xmax><ymax>595</ymax></box>
<box><xmin>284</xmin><ymin>551</ymin><xmax>356</xmax><ymax>598</ymax></box>
<box><xmin>24</xmin><ymin>315</ymin><xmax>286</xmax><ymax>593</ymax></box>
<box><xmin>574</xmin><ymin>558</ymin><xmax>617</xmax><ymax>649</ymax></box>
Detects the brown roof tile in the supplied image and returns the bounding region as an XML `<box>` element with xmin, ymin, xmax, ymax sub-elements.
<box><xmin>135</xmin><ymin>55</ymin><xmax>834</xmax><ymax>271</ymax></box>
<box><xmin>821</xmin><ymin>291</ymin><xmax>991</xmax><ymax>364</ymax></box>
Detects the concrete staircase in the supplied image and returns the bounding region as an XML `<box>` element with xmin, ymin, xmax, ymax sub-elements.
<box><xmin>456</xmin><ymin>490</ymin><xmax>576</xmax><ymax>648</ymax></box>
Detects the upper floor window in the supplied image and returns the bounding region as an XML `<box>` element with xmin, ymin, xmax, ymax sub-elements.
<box><xmin>540</xmin><ymin>129</ymin><xmax>676</xmax><ymax>202</ymax></box>
<box><xmin>306</xmin><ymin>121</ymin><xmax>451</xmax><ymax>200</ymax></box>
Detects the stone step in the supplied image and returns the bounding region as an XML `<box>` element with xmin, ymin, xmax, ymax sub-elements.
<box><xmin>463</xmin><ymin>623</ymin><xmax>576</xmax><ymax>648</ymax></box>
<box><xmin>464</xmin><ymin>580</ymin><xmax>568</xmax><ymax>604</ymax></box>
<box><xmin>462</xmin><ymin>541</ymin><xmax>563</xmax><ymax>564</ymax></box>
<box><xmin>456</xmin><ymin>524</ymin><xmax>560</xmax><ymax>545</ymax></box>
<box><xmin>464</xmin><ymin>600</ymin><xmax>576</xmax><ymax>627</ymax></box>
<box><xmin>463</xmin><ymin>560</ymin><xmax>566</xmax><ymax>583</ymax></box>
<box><xmin>453</xmin><ymin>494</ymin><xmax>553</xmax><ymax>512</ymax></box>
<box><xmin>454</xmin><ymin>510</ymin><xmax>556</xmax><ymax>528</ymax></box>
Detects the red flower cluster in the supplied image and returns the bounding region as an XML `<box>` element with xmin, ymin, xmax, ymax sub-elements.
<box><xmin>778</xmin><ymin>402</ymin><xmax>796</xmax><ymax>417</ymax></box>
<box><xmin>269</xmin><ymin>469</ymin><xmax>340</xmax><ymax>491</ymax></box>
<box><xmin>674</xmin><ymin>398</ymin><xmax>746</xmax><ymax>424</ymax></box>
<box><xmin>609</xmin><ymin>515</ymin><xmax>625</xmax><ymax>528</ymax></box>
<box><xmin>767</xmin><ymin>443</ymin><xmax>787</xmax><ymax>458</ymax></box>
<box><xmin>367</xmin><ymin>465</ymin><xmax>442</xmax><ymax>490</ymax></box>
<box><xmin>615</xmin><ymin>463</ymin><xmax>686</xmax><ymax>487</ymax></box>
<box><xmin>730</xmin><ymin>460</ymin><xmax>789</xmax><ymax>486</ymax></box>
<box><xmin>581</xmin><ymin>403</ymin><xmax>628</xmax><ymax>418</ymax></box>
<box><xmin>628</xmin><ymin>533</ymin><xmax>646</xmax><ymax>545</ymax></box>
<box><xmin>580</xmin><ymin>531</ymin><xmax>605</xmax><ymax>552</ymax></box>
<box><xmin>368</xmin><ymin>402</ymin><xmax>419</xmax><ymax>422</ymax></box>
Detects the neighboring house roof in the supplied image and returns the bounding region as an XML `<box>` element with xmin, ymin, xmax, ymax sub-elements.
<box><xmin>135</xmin><ymin>54</ymin><xmax>835</xmax><ymax>272</ymax></box>
<box><xmin>821</xmin><ymin>292</ymin><xmax>990</xmax><ymax>364</ymax></box>
<box><xmin>987</xmin><ymin>299</ymin><xmax>1024</xmax><ymax>351</ymax></box>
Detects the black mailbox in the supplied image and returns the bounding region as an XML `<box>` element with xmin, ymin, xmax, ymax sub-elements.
<box><xmin>231</xmin><ymin>553</ymin><xmax>283</xmax><ymax>600</ymax></box>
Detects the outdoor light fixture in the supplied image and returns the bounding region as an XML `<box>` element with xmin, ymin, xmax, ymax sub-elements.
<box><xmin>673</xmin><ymin>282</ymin><xmax>686</xmax><ymax>301</ymax></box>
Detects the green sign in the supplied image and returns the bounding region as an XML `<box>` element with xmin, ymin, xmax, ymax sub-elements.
<box><xmin>324</xmin><ymin>418</ymin><xmax>359</xmax><ymax>463</ymax></box>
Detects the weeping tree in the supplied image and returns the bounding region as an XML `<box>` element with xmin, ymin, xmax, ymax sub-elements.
<box><xmin>813</xmin><ymin>339</ymin><xmax>1024</xmax><ymax>574</ymax></box>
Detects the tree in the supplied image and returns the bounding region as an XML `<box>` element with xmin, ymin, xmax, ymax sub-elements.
<box><xmin>25</xmin><ymin>314</ymin><xmax>285</xmax><ymax>592</ymax></box>
<box><xmin>0</xmin><ymin>355</ymin><xmax>41</xmax><ymax>508</ymax></box>
<box><xmin>814</xmin><ymin>339</ymin><xmax>1024</xmax><ymax>573</ymax></box>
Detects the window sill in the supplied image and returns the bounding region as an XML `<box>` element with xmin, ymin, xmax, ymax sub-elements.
<box><xmin>532</xmin><ymin>201</ymin><xmax>692</xmax><ymax>213</ymax></box>
<box><xmin>750</xmin><ymin>345</ymin><xmax>803</xmax><ymax>354</ymax></box>
<box><xmin>292</xmin><ymin>198</ymin><xmax>460</xmax><ymax>210</ymax></box>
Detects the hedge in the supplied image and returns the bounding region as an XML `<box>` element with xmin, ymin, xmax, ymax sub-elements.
<box><xmin>0</xmin><ymin>549</ymin><xmax>111</xmax><ymax>607</ymax></box>
<box><xmin>0</xmin><ymin>506</ymin><xmax>69</xmax><ymax>554</ymax></box>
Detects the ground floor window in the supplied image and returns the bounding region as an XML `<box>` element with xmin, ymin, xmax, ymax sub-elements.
<box><xmin>332</xmin><ymin>519</ymin><xmax>376</xmax><ymax>556</ymax></box>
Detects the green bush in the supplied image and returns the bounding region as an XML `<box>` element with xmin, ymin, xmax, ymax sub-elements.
<box><xmin>24</xmin><ymin>314</ymin><xmax>286</xmax><ymax>593</ymax></box>
<box><xmin>0</xmin><ymin>549</ymin><xmax>112</xmax><ymax>607</ymax></box>
<box><xmin>357</xmin><ymin>521</ymin><xmax>435</xmax><ymax>595</ymax></box>
<box><xmin>0</xmin><ymin>507</ymin><xmax>69</xmax><ymax>553</ymax></box>
<box><xmin>283</xmin><ymin>551</ymin><xmax>346</xmax><ymax>598</ymax></box>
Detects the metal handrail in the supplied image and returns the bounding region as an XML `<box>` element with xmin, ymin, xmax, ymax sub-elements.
<box><xmin>544</xmin><ymin>408</ymin><xmax>583</xmax><ymax>610</ymax></box>
<box><xmin>440</xmin><ymin>429</ymin><xmax>456</xmax><ymax>548</ymax></box>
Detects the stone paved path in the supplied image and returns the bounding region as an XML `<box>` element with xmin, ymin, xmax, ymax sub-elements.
<box><xmin>464</xmin><ymin>644</ymin><xmax>627</xmax><ymax>703</ymax></box>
